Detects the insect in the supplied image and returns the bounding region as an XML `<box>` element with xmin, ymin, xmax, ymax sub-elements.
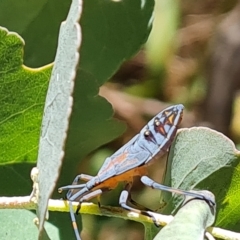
<box><xmin>59</xmin><ymin>104</ymin><xmax>215</xmax><ymax>239</ymax></box>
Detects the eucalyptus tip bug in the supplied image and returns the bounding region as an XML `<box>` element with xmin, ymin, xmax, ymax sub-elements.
<box><xmin>58</xmin><ymin>104</ymin><xmax>213</xmax><ymax>239</ymax></box>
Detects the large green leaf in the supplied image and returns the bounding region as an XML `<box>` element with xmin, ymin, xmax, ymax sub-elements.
<box><xmin>163</xmin><ymin>127</ymin><xmax>240</xmax><ymax>230</ymax></box>
<box><xmin>0</xmin><ymin>27</ymin><xmax>52</xmax><ymax>164</ymax></box>
<box><xmin>0</xmin><ymin>0</ymin><xmax>155</xmax><ymax>238</ymax></box>
<box><xmin>0</xmin><ymin>0</ymin><xmax>155</xmax><ymax>187</ymax></box>
<box><xmin>36</xmin><ymin>0</ymin><xmax>82</xmax><ymax>236</ymax></box>
<box><xmin>154</xmin><ymin>191</ymin><xmax>216</xmax><ymax>240</ymax></box>
<box><xmin>60</xmin><ymin>0</ymin><xmax>155</xmax><ymax>182</ymax></box>
<box><xmin>0</xmin><ymin>0</ymin><xmax>71</xmax><ymax>67</ymax></box>
<box><xmin>0</xmin><ymin>209</ymin><xmax>59</xmax><ymax>240</ymax></box>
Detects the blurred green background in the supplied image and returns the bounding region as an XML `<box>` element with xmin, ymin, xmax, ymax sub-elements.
<box><xmin>1</xmin><ymin>0</ymin><xmax>240</xmax><ymax>239</ymax></box>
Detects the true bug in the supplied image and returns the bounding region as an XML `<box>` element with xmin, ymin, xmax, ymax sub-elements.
<box><xmin>59</xmin><ymin>104</ymin><xmax>215</xmax><ymax>239</ymax></box>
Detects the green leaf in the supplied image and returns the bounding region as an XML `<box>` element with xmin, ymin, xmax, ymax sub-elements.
<box><xmin>0</xmin><ymin>209</ymin><xmax>59</xmax><ymax>240</ymax></box>
<box><xmin>0</xmin><ymin>27</ymin><xmax>52</xmax><ymax>164</ymax></box>
<box><xmin>0</xmin><ymin>0</ymin><xmax>155</xmax><ymax>238</ymax></box>
<box><xmin>163</xmin><ymin>127</ymin><xmax>240</xmax><ymax>230</ymax></box>
<box><xmin>36</xmin><ymin>0</ymin><xmax>82</xmax><ymax>236</ymax></box>
<box><xmin>79</xmin><ymin>0</ymin><xmax>154</xmax><ymax>81</ymax></box>
<box><xmin>143</xmin><ymin>222</ymin><xmax>159</xmax><ymax>240</ymax></box>
<box><xmin>0</xmin><ymin>0</ymin><xmax>155</xmax><ymax>182</ymax></box>
<box><xmin>0</xmin><ymin>0</ymin><xmax>72</xmax><ymax>67</ymax></box>
<box><xmin>59</xmin><ymin>0</ymin><xmax>155</xmax><ymax>182</ymax></box>
<box><xmin>154</xmin><ymin>191</ymin><xmax>216</xmax><ymax>240</ymax></box>
<box><xmin>0</xmin><ymin>1</ymin><xmax>48</xmax><ymax>34</ymax></box>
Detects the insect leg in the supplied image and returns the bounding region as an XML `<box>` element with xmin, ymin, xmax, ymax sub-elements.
<box><xmin>141</xmin><ymin>176</ymin><xmax>215</xmax><ymax>207</ymax></box>
<box><xmin>119</xmin><ymin>183</ymin><xmax>158</xmax><ymax>224</ymax></box>
<box><xmin>58</xmin><ymin>174</ymin><xmax>94</xmax><ymax>192</ymax></box>
<box><xmin>67</xmin><ymin>189</ymin><xmax>104</xmax><ymax>239</ymax></box>
<box><xmin>128</xmin><ymin>198</ymin><xmax>153</xmax><ymax>211</ymax></box>
<box><xmin>72</xmin><ymin>174</ymin><xmax>94</xmax><ymax>183</ymax></box>
<box><xmin>59</xmin><ymin>183</ymin><xmax>86</xmax><ymax>192</ymax></box>
<box><xmin>70</xmin><ymin>189</ymin><xmax>103</xmax><ymax>214</ymax></box>
<box><xmin>119</xmin><ymin>183</ymin><xmax>140</xmax><ymax>213</ymax></box>
<box><xmin>69</xmin><ymin>200</ymin><xmax>82</xmax><ymax>240</ymax></box>
<box><xmin>78</xmin><ymin>189</ymin><xmax>103</xmax><ymax>202</ymax></box>
<box><xmin>59</xmin><ymin>174</ymin><xmax>96</xmax><ymax>200</ymax></box>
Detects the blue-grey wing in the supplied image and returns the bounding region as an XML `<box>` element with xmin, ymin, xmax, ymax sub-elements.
<box><xmin>97</xmin><ymin>134</ymin><xmax>152</xmax><ymax>182</ymax></box>
<box><xmin>97</xmin><ymin>104</ymin><xmax>183</xmax><ymax>182</ymax></box>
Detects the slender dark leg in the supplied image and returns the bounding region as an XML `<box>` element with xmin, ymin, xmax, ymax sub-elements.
<box><xmin>72</xmin><ymin>174</ymin><xmax>94</xmax><ymax>183</ymax></box>
<box><xmin>69</xmin><ymin>201</ymin><xmax>82</xmax><ymax>240</ymax></box>
<box><xmin>59</xmin><ymin>174</ymin><xmax>95</xmax><ymax>201</ymax></box>
<box><xmin>119</xmin><ymin>183</ymin><xmax>158</xmax><ymax>225</ymax></box>
<box><xmin>67</xmin><ymin>188</ymin><xmax>104</xmax><ymax>239</ymax></box>
<box><xmin>69</xmin><ymin>189</ymin><xmax>103</xmax><ymax>214</ymax></box>
<box><xmin>58</xmin><ymin>174</ymin><xmax>94</xmax><ymax>193</ymax></box>
<box><xmin>128</xmin><ymin>198</ymin><xmax>152</xmax><ymax>211</ymax></box>
<box><xmin>59</xmin><ymin>174</ymin><xmax>95</xmax><ymax>240</ymax></box>
<box><xmin>141</xmin><ymin>176</ymin><xmax>215</xmax><ymax>207</ymax></box>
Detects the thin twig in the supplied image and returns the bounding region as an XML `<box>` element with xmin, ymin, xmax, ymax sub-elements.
<box><xmin>0</xmin><ymin>197</ymin><xmax>239</xmax><ymax>240</ymax></box>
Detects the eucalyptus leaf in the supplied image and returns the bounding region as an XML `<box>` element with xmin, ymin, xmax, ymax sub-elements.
<box><xmin>0</xmin><ymin>0</ymin><xmax>155</xmax><ymax>238</ymax></box>
<box><xmin>143</xmin><ymin>222</ymin><xmax>159</xmax><ymax>240</ymax></box>
<box><xmin>0</xmin><ymin>209</ymin><xmax>59</xmax><ymax>240</ymax></box>
<box><xmin>163</xmin><ymin>127</ymin><xmax>240</xmax><ymax>230</ymax></box>
<box><xmin>0</xmin><ymin>0</ymin><xmax>71</xmax><ymax>67</ymax></box>
<box><xmin>0</xmin><ymin>27</ymin><xmax>51</xmax><ymax>164</ymax></box>
<box><xmin>154</xmin><ymin>191</ymin><xmax>216</xmax><ymax>240</ymax></box>
<box><xmin>59</xmin><ymin>0</ymin><xmax>155</xmax><ymax>184</ymax></box>
<box><xmin>36</xmin><ymin>0</ymin><xmax>82</xmax><ymax>236</ymax></box>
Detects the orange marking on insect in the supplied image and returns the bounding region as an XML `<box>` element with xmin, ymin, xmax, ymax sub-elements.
<box><xmin>157</xmin><ymin>124</ymin><xmax>167</xmax><ymax>136</ymax></box>
<box><xmin>95</xmin><ymin>165</ymin><xmax>148</xmax><ymax>190</ymax></box>
<box><xmin>72</xmin><ymin>222</ymin><xmax>78</xmax><ymax>229</ymax></box>
<box><xmin>166</xmin><ymin>113</ymin><xmax>175</xmax><ymax>125</ymax></box>
<box><xmin>98</xmin><ymin>152</ymin><xmax>129</xmax><ymax>177</ymax></box>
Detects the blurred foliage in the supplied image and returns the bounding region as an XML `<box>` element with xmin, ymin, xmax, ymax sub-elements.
<box><xmin>1</xmin><ymin>0</ymin><xmax>240</xmax><ymax>239</ymax></box>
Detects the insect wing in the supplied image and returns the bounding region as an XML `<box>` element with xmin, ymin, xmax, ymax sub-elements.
<box><xmin>97</xmin><ymin>104</ymin><xmax>183</xmax><ymax>182</ymax></box>
<box><xmin>114</xmin><ymin>104</ymin><xmax>184</xmax><ymax>172</ymax></box>
<box><xmin>113</xmin><ymin>143</ymin><xmax>151</xmax><ymax>176</ymax></box>
<box><xmin>97</xmin><ymin>134</ymin><xmax>151</xmax><ymax>182</ymax></box>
